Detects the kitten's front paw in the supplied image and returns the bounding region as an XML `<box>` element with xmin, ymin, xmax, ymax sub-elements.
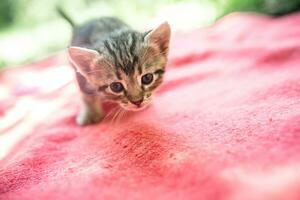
<box><xmin>76</xmin><ymin>110</ymin><xmax>103</xmax><ymax>126</ymax></box>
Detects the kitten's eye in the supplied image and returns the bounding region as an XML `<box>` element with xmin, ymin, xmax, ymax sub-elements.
<box><xmin>110</xmin><ymin>82</ymin><xmax>124</xmax><ymax>93</ymax></box>
<box><xmin>141</xmin><ymin>73</ymin><xmax>154</xmax><ymax>85</ymax></box>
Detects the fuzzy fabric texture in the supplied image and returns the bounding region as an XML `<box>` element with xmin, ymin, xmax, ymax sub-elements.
<box><xmin>1</xmin><ymin>13</ymin><xmax>300</xmax><ymax>200</ymax></box>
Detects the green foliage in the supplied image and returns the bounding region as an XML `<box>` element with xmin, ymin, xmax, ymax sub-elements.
<box><xmin>0</xmin><ymin>0</ymin><xmax>17</xmax><ymax>29</ymax></box>
<box><xmin>0</xmin><ymin>0</ymin><xmax>300</xmax><ymax>68</ymax></box>
<box><xmin>0</xmin><ymin>0</ymin><xmax>206</xmax><ymax>68</ymax></box>
<box><xmin>215</xmin><ymin>0</ymin><xmax>300</xmax><ymax>17</ymax></box>
<box><xmin>0</xmin><ymin>58</ymin><xmax>6</xmax><ymax>69</ymax></box>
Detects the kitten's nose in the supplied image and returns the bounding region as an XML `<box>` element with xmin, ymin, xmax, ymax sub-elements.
<box><xmin>130</xmin><ymin>98</ymin><xmax>143</xmax><ymax>106</ymax></box>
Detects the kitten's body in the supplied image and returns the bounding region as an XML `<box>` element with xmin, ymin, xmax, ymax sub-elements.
<box><xmin>72</xmin><ymin>17</ymin><xmax>130</xmax><ymax>48</ymax></box>
<box><xmin>58</xmin><ymin>9</ymin><xmax>171</xmax><ymax>125</ymax></box>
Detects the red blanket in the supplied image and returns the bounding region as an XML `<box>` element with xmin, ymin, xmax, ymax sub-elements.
<box><xmin>1</xmin><ymin>13</ymin><xmax>300</xmax><ymax>200</ymax></box>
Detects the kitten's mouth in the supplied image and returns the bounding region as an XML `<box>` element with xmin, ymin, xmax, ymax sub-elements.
<box><xmin>132</xmin><ymin>105</ymin><xmax>149</xmax><ymax>111</ymax></box>
<box><xmin>120</xmin><ymin>102</ymin><xmax>150</xmax><ymax>111</ymax></box>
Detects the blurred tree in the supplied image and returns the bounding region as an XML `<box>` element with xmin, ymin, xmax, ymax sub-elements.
<box><xmin>265</xmin><ymin>0</ymin><xmax>300</xmax><ymax>16</ymax></box>
<box><xmin>0</xmin><ymin>0</ymin><xmax>17</xmax><ymax>30</ymax></box>
<box><xmin>215</xmin><ymin>0</ymin><xmax>300</xmax><ymax>17</ymax></box>
<box><xmin>1</xmin><ymin>0</ymin><xmax>300</xmax><ymax>68</ymax></box>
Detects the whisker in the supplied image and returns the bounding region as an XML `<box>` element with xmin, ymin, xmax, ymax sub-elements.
<box><xmin>114</xmin><ymin>110</ymin><xmax>122</xmax><ymax>125</ymax></box>
<box><xmin>120</xmin><ymin>109</ymin><xmax>128</xmax><ymax>122</ymax></box>
<box><xmin>106</xmin><ymin>109</ymin><xmax>118</xmax><ymax>130</ymax></box>
<box><xmin>110</xmin><ymin>107</ymin><xmax>122</xmax><ymax>127</ymax></box>
<box><xmin>115</xmin><ymin>109</ymin><xmax>126</xmax><ymax>124</ymax></box>
<box><xmin>102</xmin><ymin>106</ymin><xmax>118</xmax><ymax>122</ymax></box>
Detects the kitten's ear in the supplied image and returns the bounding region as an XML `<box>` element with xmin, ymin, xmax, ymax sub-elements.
<box><xmin>68</xmin><ymin>46</ymin><xmax>99</xmax><ymax>77</ymax></box>
<box><xmin>145</xmin><ymin>22</ymin><xmax>171</xmax><ymax>55</ymax></box>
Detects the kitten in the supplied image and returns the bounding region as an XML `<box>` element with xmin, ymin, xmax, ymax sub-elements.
<box><xmin>58</xmin><ymin>8</ymin><xmax>171</xmax><ymax>125</ymax></box>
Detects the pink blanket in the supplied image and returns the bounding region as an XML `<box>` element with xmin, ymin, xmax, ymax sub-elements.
<box><xmin>1</xmin><ymin>13</ymin><xmax>300</xmax><ymax>200</ymax></box>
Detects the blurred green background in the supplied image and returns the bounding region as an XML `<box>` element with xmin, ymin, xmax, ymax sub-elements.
<box><xmin>0</xmin><ymin>0</ymin><xmax>300</xmax><ymax>68</ymax></box>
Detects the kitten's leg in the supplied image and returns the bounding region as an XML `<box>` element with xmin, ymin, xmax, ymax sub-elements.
<box><xmin>74</xmin><ymin>71</ymin><xmax>103</xmax><ymax>125</ymax></box>
<box><xmin>76</xmin><ymin>94</ymin><xmax>104</xmax><ymax>126</ymax></box>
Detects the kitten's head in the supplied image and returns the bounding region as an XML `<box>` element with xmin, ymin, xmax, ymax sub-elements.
<box><xmin>68</xmin><ymin>22</ymin><xmax>171</xmax><ymax>111</ymax></box>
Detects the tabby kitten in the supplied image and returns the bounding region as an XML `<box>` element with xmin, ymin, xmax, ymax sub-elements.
<box><xmin>58</xmin><ymin>9</ymin><xmax>171</xmax><ymax>125</ymax></box>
